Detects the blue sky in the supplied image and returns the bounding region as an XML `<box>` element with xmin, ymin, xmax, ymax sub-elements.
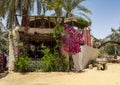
<box><xmin>81</xmin><ymin>0</ymin><xmax>120</xmax><ymax>39</ymax></box>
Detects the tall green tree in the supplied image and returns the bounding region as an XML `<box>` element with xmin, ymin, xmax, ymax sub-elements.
<box><xmin>93</xmin><ymin>28</ymin><xmax>120</xmax><ymax>57</ymax></box>
<box><xmin>63</xmin><ymin>0</ymin><xmax>92</xmax><ymax>18</ymax></box>
<box><xmin>0</xmin><ymin>0</ymin><xmax>32</xmax><ymax>29</ymax></box>
<box><xmin>97</xmin><ymin>28</ymin><xmax>120</xmax><ymax>57</ymax></box>
<box><xmin>106</xmin><ymin>28</ymin><xmax>120</xmax><ymax>42</ymax></box>
<box><xmin>106</xmin><ymin>28</ymin><xmax>120</xmax><ymax>57</ymax></box>
<box><xmin>0</xmin><ymin>20</ymin><xmax>8</xmax><ymax>54</ymax></box>
<box><xmin>43</xmin><ymin>0</ymin><xmax>64</xmax><ymax>16</ymax></box>
<box><xmin>37</xmin><ymin>0</ymin><xmax>48</xmax><ymax>15</ymax></box>
<box><xmin>44</xmin><ymin>0</ymin><xmax>91</xmax><ymax>20</ymax></box>
<box><xmin>0</xmin><ymin>0</ymin><xmax>46</xmax><ymax>29</ymax></box>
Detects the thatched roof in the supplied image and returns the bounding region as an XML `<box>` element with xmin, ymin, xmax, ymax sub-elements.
<box><xmin>64</xmin><ymin>17</ymin><xmax>91</xmax><ymax>29</ymax></box>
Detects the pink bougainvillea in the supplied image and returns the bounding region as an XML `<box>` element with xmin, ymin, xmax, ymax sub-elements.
<box><xmin>61</xmin><ymin>24</ymin><xmax>84</xmax><ymax>54</ymax></box>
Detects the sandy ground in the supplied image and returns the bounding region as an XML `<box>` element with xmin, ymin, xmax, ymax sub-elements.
<box><xmin>0</xmin><ymin>63</ymin><xmax>120</xmax><ymax>85</ymax></box>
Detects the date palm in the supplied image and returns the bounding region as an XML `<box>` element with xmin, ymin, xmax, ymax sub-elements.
<box><xmin>108</xmin><ymin>28</ymin><xmax>120</xmax><ymax>42</ymax></box>
<box><xmin>0</xmin><ymin>0</ymin><xmax>31</xmax><ymax>29</ymax></box>
<box><xmin>45</xmin><ymin>0</ymin><xmax>91</xmax><ymax>22</ymax></box>
<box><xmin>106</xmin><ymin>28</ymin><xmax>120</xmax><ymax>57</ymax></box>
<box><xmin>43</xmin><ymin>0</ymin><xmax>64</xmax><ymax>16</ymax></box>
<box><xmin>63</xmin><ymin>0</ymin><xmax>91</xmax><ymax>18</ymax></box>
<box><xmin>0</xmin><ymin>0</ymin><xmax>46</xmax><ymax>29</ymax></box>
<box><xmin>0</xmin><ymin>20</ymin><xmax>8</xmax><ymax>54</ymax></box>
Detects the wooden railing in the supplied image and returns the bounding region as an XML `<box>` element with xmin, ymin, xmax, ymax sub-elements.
<box><xmin>15</xmin><ymin>15</ymin><xmax>65</xmax><ymax>28</ymax></box>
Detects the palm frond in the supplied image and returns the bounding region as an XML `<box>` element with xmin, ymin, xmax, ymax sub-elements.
<box><xmin>72</xmin><ymin>0</ymin><xmax>85</xmax><ymax>9</ymax></box>
<box><xmin>105</xmin><ymin>28</ymin><xmax>120</xmax><ymax>42</ymax></box>
<box><xmin>75</xmin><ymin>12</ymin><xmax>91</xmax><ymax>22</ymax></box>
<box><xmin>77</xmin><ymin>5</ymin><xmax>92</xmax><ymax>14</ymax></box>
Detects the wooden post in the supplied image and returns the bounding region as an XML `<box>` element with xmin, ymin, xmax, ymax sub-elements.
<box><xmin>48</xmin><ymin>17</ymin><xmax>50</xmax><ymax>28</ymax></box>
<box><xmin>62</xmin><ymin>17</ymin><xmax>64</xmax><ymax>25</ymax></box>
<box><xmin>34</xmin><ymin>16</ymin><xmax>36</xmax><ymax>28</ymax></box>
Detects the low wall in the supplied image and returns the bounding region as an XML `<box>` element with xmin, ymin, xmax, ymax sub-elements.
<box><xmin>82</xmin><ymin>45</ymin><xmax>99</xmax><ymax>68</ymax></box>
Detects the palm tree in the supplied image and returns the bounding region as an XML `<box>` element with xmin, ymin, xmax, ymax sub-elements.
<box><xmin>106</xmin><ymin>28</ymin><xmax>120</xmax><ymax>58</ymax></box>
<box><xmin>44</xmin><ymin>0</ymin><xmax>91</xmax><ymax>19</ymax></box>
<box><xmin>0</xmin><ymin>0</ymin><xmax>47</xmax><ymax>29</ymax></box>
<box><xmin>107</xmin><ymin>28</ymin><xmax>120</xmax><ymax>42</ymax></box>
<box><xmin>43</xmin><ymin>0</ymin><xmax>64</xmax><ymax>16</ymax></box>
<box><xmin>63</xmin><ymin>0</ymin><xmax>92</xmax><ymax>19</ymax></box>
<box><xmin>63</xmin><ymin>0</ymin><xmax>92</xmax><ymax>22</ymax></box>
<box><xmin>0</xmin><ymin>0</ymin><xmax>30</xmax><ymax>29</ymax></box>
<box><xmin>0</xmin><ymin>20</ymin><xmax>8</xmax><ymax>54</ymax></box>
<box><xmin>0</xmin><ymin>20</ymin><xmax>8</xmax><ymax>72</ymax></box>
<box><xmin>37</xmin><ymin>0</ymin><xmax>48</xmax><ymax>15</ymax></box>
<box><xmin>0</xmin><ymin>0</ymin><xmax>91</xmax><ymax>28</ymax></box>
<box><xmin>93</xmin><ymin>28</ymin><xmax>120</xmax><ymax>58</ymax></box>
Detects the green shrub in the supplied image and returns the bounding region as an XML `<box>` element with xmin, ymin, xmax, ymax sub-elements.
<box><xmin>26</xmin><ymin>60</ymin><xmax>43</xmax><ymax>72</ymax></box>
<box><xmin>41</xmin><ymin>47</ymin><xmax>56</xmax><ymax>72</ymax></box>
<box><xmin>56</xmin><ymin>55</ymin><xmax>68</xmax><ymax>72</ymax></box>
<box><xmin>105</xmin><ymin>44</ymin><xmax>115</xmax><ymax>55</ymax></box>
<box><xmin>16</xmin><ymin>53</ymin><xmax>43</xmax><ymax>72</ymax></box>
<box><xmin>41</xmin><ymin>47</ymin><xmax>68</xmax><ymax>72</ymax></box>
<box><xmin>16</xmin><ymin>54</ymin><xmax>31</xmax><ymax>72</ymax></box>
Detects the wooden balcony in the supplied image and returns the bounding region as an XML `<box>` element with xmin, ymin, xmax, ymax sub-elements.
<box><xmin>16</xmin><ymin>15</ymin><xmax>65</xmax><ymax>28</ymax></box>
<box><xmin>15</xmin><ymin>15</ymin><xmax>65</xmax><ymax>42</ymax></box>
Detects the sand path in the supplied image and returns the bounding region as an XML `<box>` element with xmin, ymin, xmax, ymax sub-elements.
<box><xmin>0</xmin><ymin>63</ymin><xmax>120</xmax><ymax>85</ymax></box>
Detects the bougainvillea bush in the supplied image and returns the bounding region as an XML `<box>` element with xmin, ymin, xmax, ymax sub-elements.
<box><xmin>61</xmin><ymin>24</ymin><xmax>84</xmax><ymax>54</ymax></box>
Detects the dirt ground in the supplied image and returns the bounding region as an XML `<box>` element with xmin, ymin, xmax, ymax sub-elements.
<box><xmin>0</xmin><ymin>63</ymin><xmax>120</xmax><ymax>85</ymax></box>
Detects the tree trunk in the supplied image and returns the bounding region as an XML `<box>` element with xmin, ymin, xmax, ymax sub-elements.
<box><xmin>114</xmin><ymin>45</ymin><xmax>117</xmax><ymax>59</ymax></box>
<box><xmin>22</xmin><ymin>7</ymin><xmax>29</xmax><ymax>26</ymax></box>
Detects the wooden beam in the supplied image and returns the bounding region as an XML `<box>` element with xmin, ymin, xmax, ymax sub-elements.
<box><xmin>15</xmin><ymin>14</ymin><xmax>65</xmax><ymax>18</ymax></box>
